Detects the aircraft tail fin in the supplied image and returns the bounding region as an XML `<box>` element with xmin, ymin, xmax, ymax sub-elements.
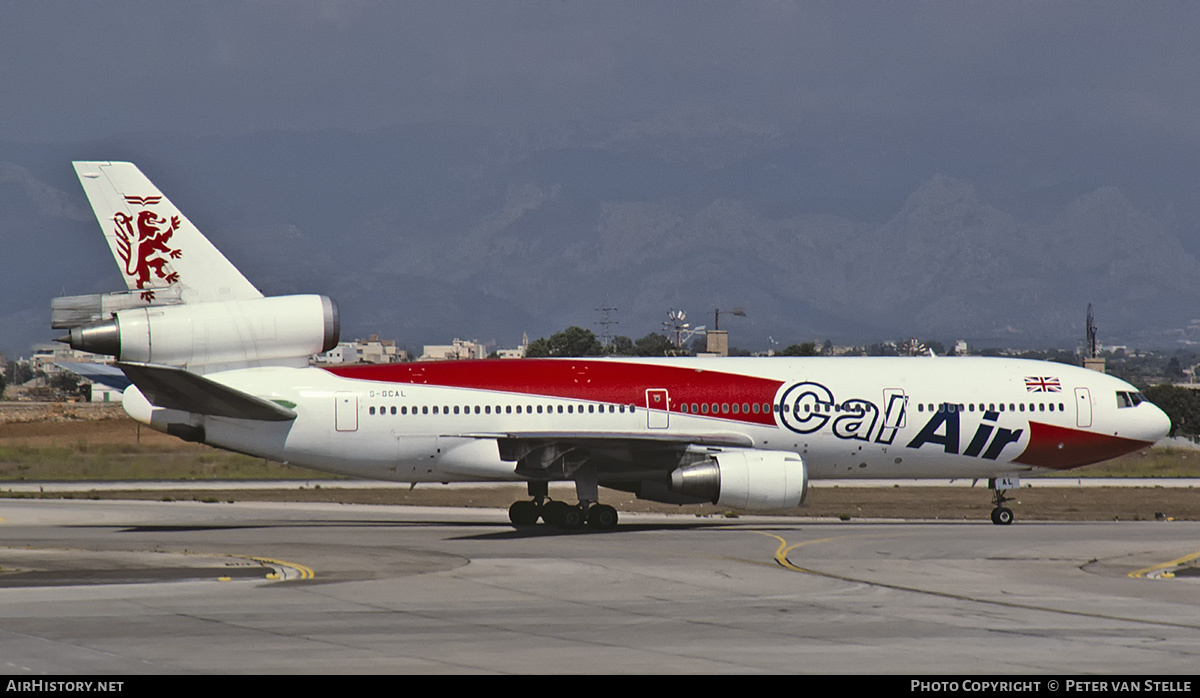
<box><xmin>73</xmin><ymin>161</ymin><xmax>262</xmax><ymax>304</ymax></box>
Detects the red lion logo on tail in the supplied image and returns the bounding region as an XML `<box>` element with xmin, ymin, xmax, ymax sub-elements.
<box><xmin>113</xmin><ymin>209</ymin><xmax>182</xmax><ymax>301</ymax></box>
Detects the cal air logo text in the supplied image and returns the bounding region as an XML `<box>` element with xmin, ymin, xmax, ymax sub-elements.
<box><xmin>906</xmin><ymin>406</ymin><xmax>1024</xmax><ymax>460</ymax></box>
<box><xmin>777</xmin><ymin>381</ymin><xmax>1025</xmax><ymax>461</ymax></box>
<box><xmin>778</xmin><ymin>382</ymin><xmax>906</xmax><ymax>445</ymax></box>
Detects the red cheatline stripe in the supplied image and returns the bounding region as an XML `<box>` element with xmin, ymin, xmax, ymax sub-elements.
<box><xmin>1013</xmin><ymin>421</ymin><xmax>1152</xmax><ymax>469</ymax></box>
<box><xmin>323</xmin><ymin>359</ymin><xmax>783</xmax><ymax>426</ymax></box>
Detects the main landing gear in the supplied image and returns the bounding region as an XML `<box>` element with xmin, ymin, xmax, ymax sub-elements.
<box><xmin>988</xmin><ymin>477</ymin><xmax>1017</xmax><ymax>526</ymax></box>
<box><xmin>507</xmin><ymin>481</ymin><xmax>619</xmax><ymax>531</ymax></box>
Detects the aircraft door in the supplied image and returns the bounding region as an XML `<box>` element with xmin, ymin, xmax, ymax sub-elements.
<box><xmin>1075</xmin><ymin>387</ymin><xmax>1092</xmax><ymax>428</ymax></box>
<box><xmin>335</xmin><ymin>392</ymin><xmax>358</xmax><ymax>432</ymax></box>
<box><xmin>646</xmin><ymin>389</ymin><xmax>669</xmax><ymax>429</ymax></box>
<box><xmin>882</xmin><ymin>389</ymin><xmax>907</xmax><ymax>428</ymax></box>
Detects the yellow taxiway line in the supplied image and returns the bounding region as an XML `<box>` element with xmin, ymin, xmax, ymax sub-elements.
<box><xmin>1128</xmin><ymin>550</ymin><xmax>1200</xmax><ymax>579</ymax></box>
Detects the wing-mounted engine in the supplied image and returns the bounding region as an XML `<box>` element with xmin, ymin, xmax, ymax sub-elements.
<box><xmin>59</xmin><ymin>294</ymin><xmax>339</xmax><ymax>372</ymax></box>
<box><xmin>668</xmin><ymin>449</ymin><xmax>808</xmax><ymax>511</ymax></box>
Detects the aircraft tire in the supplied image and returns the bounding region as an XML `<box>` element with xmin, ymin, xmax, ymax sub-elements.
<box><xmin>991</xmin><ymin>507</ymin><xmax>1014</xmax><ymax>526</ymax></box>
<box><xmin>509</xmin><ymin>501</ymin><xmax>540</xmax><ymax>526</ymax></box>
<box><xmin>541</xmin><ymin>500</ymin><xmax>569</xmax><ymax>526</ymax></box>
<box><xmin>587</xmin><ymin>504</ymin><xmax>618</xmax><ymax>531</ymax></box>
<box><xmin>558</xmin><ymin>506</ymin><xmax>585</xmax><ymax>530</ymax></box>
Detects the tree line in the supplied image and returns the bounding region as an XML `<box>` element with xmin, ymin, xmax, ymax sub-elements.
<box><xmin>521</xmin><ymin>326</ymin><xmax>822</xmax><ymax>358</ymax></box>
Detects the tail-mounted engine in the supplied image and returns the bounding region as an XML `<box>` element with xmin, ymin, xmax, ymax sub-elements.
<box><xmin>669</xmin><ymin>449</ymin><xmax>808</xmax><ymax>511</ymax></box>
<box><xmin>60</xmin><ymin>294</ymin><xmax>339</xmax><ymax>370</ymax></box>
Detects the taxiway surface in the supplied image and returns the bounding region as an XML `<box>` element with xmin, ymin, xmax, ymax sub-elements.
<box><xmin>0</xmin><ymin>499</ymin><xmax>1197</xmax><ymax>674</ymax></box>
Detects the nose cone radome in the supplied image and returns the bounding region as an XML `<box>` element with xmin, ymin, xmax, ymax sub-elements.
<box><xmin>1143</xmin><ymin>402</ymin><xmax>1172</xmax><ymax>443</ymax></box>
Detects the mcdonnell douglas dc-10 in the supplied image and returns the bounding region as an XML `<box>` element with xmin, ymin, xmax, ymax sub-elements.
<box><xmin>55</xmin><ymin>162</ymin><xmax>1170</xmax><ymax>529</ymax></box>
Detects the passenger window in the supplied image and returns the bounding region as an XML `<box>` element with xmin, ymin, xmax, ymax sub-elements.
<box><xmin>422</xmin><ymin>406</ymin><xmax>429</xmax><ymax>415</ymax></box>
<box><xmin>507</xmin><ymin>406</ymin><xmax>512</xmax><ymax>414</ymax></box>
<box><xmin>391</xmin><ymin>406</ymin><xmax>397</xmax><ymax>415</ymax></box>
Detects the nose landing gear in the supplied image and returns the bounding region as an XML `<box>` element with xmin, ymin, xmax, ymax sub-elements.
<box><xmin>988</xmin><ymin>476</ymin><xmax>1018</xmax><ymax>525</ymax></box>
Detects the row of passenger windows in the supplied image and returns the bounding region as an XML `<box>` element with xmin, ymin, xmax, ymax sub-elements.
<box><xmin>368</xmin><ymin>400</ymin><xmax>1072</xmax><ymax>417</ymax></box>
<box><xmin>917</xmin><ymin>402</ymin><xmax>1066</xmax><ymax>414</ymax></box>
<box><xmin>680</xmin><ymin>402</ymin><xmax>770</xmax><ymax>415</ymax></box>
<box><xmin>368</xmin><ymin>403</ymin><xmax>637</xmax><ymax>416</ymax></box>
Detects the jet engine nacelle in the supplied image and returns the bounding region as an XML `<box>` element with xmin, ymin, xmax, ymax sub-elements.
<box><xmin>62</xmin><ymin>294</ymin><xmax>339</xmax><ymax>370</ymax></box>
<box><xmin>669</xmin><ymin>450</ymin><xmax>808</xmax><ymax>511</ymax></box>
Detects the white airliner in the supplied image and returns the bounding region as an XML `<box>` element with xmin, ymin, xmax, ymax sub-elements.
<box><xmin>56</xmin><ymin>162</ymin><xmax>1171</xmax><ymax>529</ymax></box>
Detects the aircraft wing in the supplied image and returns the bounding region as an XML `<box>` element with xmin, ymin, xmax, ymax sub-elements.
<box><xmin>445</xmin><ymin>430</ymin><xmax>754</xmax><ymax>483</ymax></box>
<box><xmin>452</xmin><ymin>431</ymin><xmax>753</xmax><ymax>448</ymax></box>
<box><xmin>117</xmin><ymin>362</ymin><xmax>296</xmax><ymax>421</ymax></box>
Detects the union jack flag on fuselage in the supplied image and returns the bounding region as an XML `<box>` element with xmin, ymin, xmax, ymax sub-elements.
<box><xmin>1025</xmin><ymin>376</ymin><xmax>1062</xmax><ymax>393</ymax></box>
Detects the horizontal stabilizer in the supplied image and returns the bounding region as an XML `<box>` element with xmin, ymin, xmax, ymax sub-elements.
<box><xmin>55</xmin><ymin>362</ymin><xmax>132</xmax><ymax>391</ymax></box>
<box><xmin>117</xmin><ymin>362</ymin><xmax>296</xmax><ymax>421</ymax></box>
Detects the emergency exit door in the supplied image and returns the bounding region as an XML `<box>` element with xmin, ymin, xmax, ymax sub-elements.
<box><xmin>646</xmin><ymin>389</ymin><xmax>669</xmax><ymax>429</ymax></box>
<box><xmin>1075</xmin><ymin>387</ymin><xmax>1092</xmax><ymax>428</ymax></box>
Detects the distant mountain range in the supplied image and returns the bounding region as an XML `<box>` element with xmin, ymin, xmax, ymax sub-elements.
<box><xmin>3</xmin><ymin>122</ymin><xmax>1199</xmax><ymax>356</ymax></box>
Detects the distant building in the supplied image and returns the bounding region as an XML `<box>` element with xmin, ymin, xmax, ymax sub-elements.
<box><xmin>495</xmin><ymin>333</ymin><xmax>530</xmax><ymax>359</ymax></box>
<box><xmin>30</xmin><ymin>343</ymin><xmax>112</xmax><ymax>374</ymax></box>
<box><xmin>954</xmin><ymin>340</ymin><xmax>969</xmax><ymax>356</ymax></box>
<box><xmin>420</xmin><ymin>338</ymin><xmax>486</xmax><ymax>361</ymax></box>
<box><xmin>312</xmin><ymin>334</ymin><xmax>406</xmax><ymax>365</ymax></box>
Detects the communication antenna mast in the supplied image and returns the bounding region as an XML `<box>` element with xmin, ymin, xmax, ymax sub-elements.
<box><xmin>1086</xmin><ymin>304</ymin><xmax>1098</xmax><ymax>359</ymax></box>
<box><xmin>595</xmin><ymin>302</ymin><xmax>619</xmax><ymax>347</ymax></box>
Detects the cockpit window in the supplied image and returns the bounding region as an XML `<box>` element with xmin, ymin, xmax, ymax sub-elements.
<box><xmin>1116</xmin><ymin>391</ymin><xmax>1145</xmax><ymax>408</ymax></box>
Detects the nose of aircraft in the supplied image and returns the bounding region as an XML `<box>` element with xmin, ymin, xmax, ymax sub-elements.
<box><xmin>1142</xmin><ymin>401</ymin><xmax>1172</xmax><ymax>443</ymax></box>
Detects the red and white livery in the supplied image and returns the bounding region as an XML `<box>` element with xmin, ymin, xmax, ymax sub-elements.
<box><xmin>59</xmin><ymin>162</ymin><xmax>1171</xmax><ymax>529</ymax></box>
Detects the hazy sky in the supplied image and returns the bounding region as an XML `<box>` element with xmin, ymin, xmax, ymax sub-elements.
<box><xmin>3</xmin><ymin>2</ymin><xmax>1197</xmax><ymax>147</ymax></box>
<box><xmin>4</xmin><ymin>2</ymin><xmax>1200</xmax><ymax>354</ymax></box>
